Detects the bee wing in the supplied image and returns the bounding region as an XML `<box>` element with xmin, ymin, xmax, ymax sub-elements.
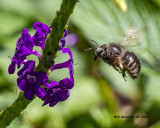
<box><xmin>119</xmin><ymin>28</ymin><xmax>140</xmax><ymax>47</ymax></box>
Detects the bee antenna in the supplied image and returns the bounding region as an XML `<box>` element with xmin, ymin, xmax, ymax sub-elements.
<box><xmin>90</xmin><ymin>40</ymin><xmax>99</xmax><ymax>47</ymax></box>
<box><xmin>84</xmin><ymin>47</ymin><xmax>96</xmax><ymax>52</ymax></box>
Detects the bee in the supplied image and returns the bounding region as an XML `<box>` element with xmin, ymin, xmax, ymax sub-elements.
<box><xmin>85</xmin><ymin>29</ymin><xmax>141</xmax><ymax>80</ymax></box>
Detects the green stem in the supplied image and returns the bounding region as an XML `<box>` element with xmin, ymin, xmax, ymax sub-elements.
<box><xmin>0</xmin><ymin>0</ymin><xmax>78</xmax><ymax>127</ymax></box>
<box><xmin>37</xmin><ymin>0</ymin><xmax>78</xmax><ymax>72</ymax></box>
<box><xmin>0</xmin><ymin>92</ymin><xmax>32</xmax><ymax>127</ymax></box>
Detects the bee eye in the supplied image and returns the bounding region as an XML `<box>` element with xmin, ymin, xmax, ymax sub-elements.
<box><xmin>99</xmin><ymin>48</ymin><xmax>103</xmax><ymax>52</ymax></box>
<box><xmin>96</xmin><ymin>48</ymin><xmax>103</xmax><ymax>57</ymax></box>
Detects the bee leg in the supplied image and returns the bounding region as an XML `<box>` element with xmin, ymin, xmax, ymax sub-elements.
<box><xmin>118</xmin><ymin>61</ymin><xmax>127</xmax><ymax>81</ymax></box>
<box><xmin>122</xmin><ymin>69</ymin><xmax>127</xmax><ymax>81</ymax></box>
<box><xmin>121</xmin><ymin>69</ymin><xmax>127</xmax><ymax>81</ymax></box>
<box><xmin>94</xmin><ymin>56</ymin><xmax>98</xmax><ymax>61</ymax></box>
<box><xmin>113</xmin><ymin>66</ymin><xmax>121</xmax><ymax>73</ymax></box>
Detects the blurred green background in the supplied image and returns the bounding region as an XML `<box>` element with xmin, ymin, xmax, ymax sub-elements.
<box><xmin>0</xmin><ymin>0</ymin><xmax>160</xmax><ymax>128</ymax></box>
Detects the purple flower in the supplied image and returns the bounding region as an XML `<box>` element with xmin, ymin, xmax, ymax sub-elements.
<box><xmin>32</xmin><ymin>22</ymin><xmax>50</xmax><ymax>50</ymax></box>
<box><xmin>8</xmin><ymin>28</ymin><xmax>34</xmax><ymax>74</ymax></box>
<box><xmin>43</xmin><ymin>48</ymin><xmax>74</xmax><ymax>107</ymax></box>
<box><xmin>8</xmin><ymin>21</ymin><xmax>75</xmax><ymax>107</ymax></box>
<box><xmin>43</xmin><ymin>78</ymin><xmax>74</xmax><ymax>107</ymax></box>
<box><xmin>17</xmin><ymin>60</ymin><xmax>49</xmax><ymax>100</ymax></box>
<box><xmin>32</xmin><ymin>22</ymin><xmax>68</xmax><ymax>50</ymax></box>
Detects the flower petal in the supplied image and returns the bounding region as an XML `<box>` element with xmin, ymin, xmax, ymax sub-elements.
<box><xmin>62</xmin><ymin>48</ymin><xmax>73</xmax><ymax>59</ymax></box>
<box><xmin>46</xmin><ymin>88</ymin><xmax>54</xmax><ymax>97</ymax></box>
<box><xmin>69</xmin><ymin>63</ymin><xmax>74</xmax><ymax>83</ymax></box>
<box><xmin>32</xmin><ymin>30</ymin><xmax>45</xmax><ymax>48</ymax></box>
<box><xmin>33</xmin><ymin>22</ymin><xmax>50</xmax><ymax>35</ymax></box>
<box><xmin>27</xmin><ymin>60</ymin><xmax>36</xmax><ymax>73</ymax></box>
<box><xmin>21</xmin><ymin>28</ymin><xmax>34</xmax><ymax>51</ymax></box>
<box><xmin>51</xmin><ymin>81</ymin><xmax>59</xmax><ymax>88</ymax></box>
<box><xmin>17</xmin><ymin>78</ymin><xmax>27</xmax><ymax>91</ymax></box>
<box><xmin>32</xmin><ymin>71</ymin><xmax>49</xmax><ymax>85</ymax></box>
<box><xmin>58</xmin><ymin>29</ymin><xmax>68</xmax><ymax>50</ymax></box>
<box><xmin>33</xmin><ymin>22</ymin><xmax>50</xmax><ymax>50</ymax></box>
<box><xmin>17</xmin><ymin>60</ymin><xmax>35</xmax><ymax>77</ymax></box>
<box><xmin>43</xmin><ymin>96</ymin><xmax>51</xmax><ymax>106</ymax></box>
<box><xmin>9</xmin><ymin>28</ymin><xmax>34</xmax><ymax>74</ymax></box>
<box><xmin>35</xmin><ymin>86</ymin><xmax>46</xmax><ymax>99</ymax></box>
<box><xmin>59</xmin><ymin>78</ymin><xmax>74</xmax><ymax>89</ymax></box>
<box><xmin>8</xmin><ymin>60</ymin><xmax>16</xmax><ymax>74</ymax></box>
<box><xmin>64</xmin><ymin>29</ymin><xmax>68</xmax><ymax>37</ymax></box>
<box><xmin>49</xmin><ymin>98</ymin><xmax>59</xmax><ymax>107</ymax></box>
<box><xmin>59</xmin><ymin>90</ymin><xmax>70</xmax><ymax>101</ymax></box>
<box><xmin>44</xmin><ymin>83</ymin><xmax>52</xmax><ymax>88</ymax></box>
<box><xmin>62</xmin><ymin>48</ymin><xmax>74</xmax><ymax>82</ymax></box>
<box><xmin>50</xmin><ymin>60</ymin><xmax>71</xmax><ymax>71</ymax></box>
<box><xmin>24</xmin><ymin>86</ymin><xmax>34</xmax><ymax>100</ymax></box>
<box><xmin>50</xmin><ymin>48</ymin><xmax>73</xmax><ymax>71</ymax></box>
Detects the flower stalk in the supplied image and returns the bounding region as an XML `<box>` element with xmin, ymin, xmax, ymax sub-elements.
<box><xmin>37</xmin><ymin>0</ymin><xmax>78</xmax><ymax>72</ymax></box>
<box><xmin>0</xmin><ymin>0</ymin><xmax>78</xmax><ymax>127</ymax></box>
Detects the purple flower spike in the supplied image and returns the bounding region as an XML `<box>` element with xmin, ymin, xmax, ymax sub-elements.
<box><xmin>8</xmin><ymin>28</ymin><xmax>34</xmax><ymax>74</ymax></box>
<box><xmin>32</xmin><ymin>22</ymin><xmax>50</xmax><ymax>50</ymax></box>
<box><xmin>8</xmin><ymin>22</ymin><xmax>75</xmax><ymax>107</ymax></box>
<box><xmin>17</xmin><ymin>60</ymin><xmax>49</xmax><ymax>100</ymax></box>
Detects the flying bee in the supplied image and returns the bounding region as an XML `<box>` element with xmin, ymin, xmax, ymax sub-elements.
<box><xmin>85</xmin><ymin>29</ymin><xmax>141</xmax><ymax>80</ymax></box>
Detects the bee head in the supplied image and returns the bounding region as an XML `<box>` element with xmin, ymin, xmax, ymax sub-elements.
<box><xmin>95</xmin><ymin>46</ymin><xmax>103</xmax><ymax>57</ymax></box>
<box><xmin>94</xmin><ymin>44</ymin><xmax>104</xmax><ymax>61</ymax></box>
<box><xmin>84</xmin><ymin>40</ymin><xmax>103</xmax><ymax>61</ymax></box>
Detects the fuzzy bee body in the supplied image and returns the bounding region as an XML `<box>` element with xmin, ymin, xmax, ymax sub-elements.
<box><xmin>95</xmin><ymin>43</ymin><xmax>141</xmax><ymax>80</ymax></box>
<box><xmin>84</xmin><ymin>29</ymin><xmax>141</xmax><ymax>80</ymax></box>
<box><xmin>122</xmin><ymin>51</ymin><xmax>141</xmax><ymax>79</ymax></box>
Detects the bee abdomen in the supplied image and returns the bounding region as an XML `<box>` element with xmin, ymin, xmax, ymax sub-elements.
<box><xmin>123</xmin><ymin>52</ymin><xmax>141</xmax><ymax>79</ymax></box>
